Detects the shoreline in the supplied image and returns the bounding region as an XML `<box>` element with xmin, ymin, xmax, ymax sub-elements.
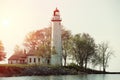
<box><xmin>0</xmin><ymin>64</ymin><xmax>120</xmax><ymax>77</ymax></box>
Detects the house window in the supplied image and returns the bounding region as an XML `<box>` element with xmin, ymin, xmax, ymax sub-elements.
<box><xmin>47</xmin><ymin>59</ymin><xmax>50</xmax><ymax>64</ymax></box>
<box><xmin>34</xmin><ymin>58</ymin><xmax>36</xmax><ymax>63</ymax></box>
<box><xmin>38</xmin><ymin>58</ymin><xmax>40</xmax><ymax>62</ymax></box>
<box><xmin>29</xmin><ymin>58</ymin><xmax>31</xmax><ymax>63</ymax></box>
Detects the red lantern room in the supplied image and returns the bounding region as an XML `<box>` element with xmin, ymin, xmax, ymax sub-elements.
<box><xmin>53</xmin><ymin>8</ymin><xmax>60</xmax><ymax>16</ymax></box>
<box><xmin>51</xmin><ymin>8</ymin><xmax>61</xmax><ymax>22</ymax></box>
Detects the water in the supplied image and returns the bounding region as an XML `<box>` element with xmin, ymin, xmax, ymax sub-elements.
<box><xmin>0</xmin><ymin>74</ymin><xmax>120</xmax><ymax>80</ymax></box>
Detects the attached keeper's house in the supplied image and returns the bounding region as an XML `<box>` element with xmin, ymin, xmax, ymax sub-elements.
<box><xmin>8</xmin><ymin>51</ymin><xmax>49</xmax><ymax>64</ymax></box>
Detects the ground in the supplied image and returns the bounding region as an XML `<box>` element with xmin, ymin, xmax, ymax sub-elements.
<box><xmin>0</xmin><ymin>64</ymin><xmax>120</xmax><ymax>77</ymax></box>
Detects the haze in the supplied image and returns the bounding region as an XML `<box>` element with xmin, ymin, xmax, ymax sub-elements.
<box><xmin>0</xmin><ymin>0</ymin><xmax>120</xmax><ymax>72</ymax></box>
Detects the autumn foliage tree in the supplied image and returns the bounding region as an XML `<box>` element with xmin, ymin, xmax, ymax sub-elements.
<box><xmin>13</xmin><ymin>45</ymin><xmax>24</xmax><ymax>55</ymax></box>
<box><xmin>24</xmin><ymin>27</ymin><xmax>51</xmax><ymax>51</ymax></box>
<box><xmin>0</xmin><ymin>40</ymin><xmax>6</xmax><ymax>61</ymax></box>
<box><xmin>23</xmin><ymin>27</ymin><xmax>51</xmax><ymax>63</ymax></box>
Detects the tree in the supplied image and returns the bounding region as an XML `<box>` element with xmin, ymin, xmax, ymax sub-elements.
<box><xmin>13</xmin><ymin>45</ymin><xmax>24</xmax><ymax>55</ymax></box>
<box><xmin>62</xmin><ymin>29</ymin><xmax>72</xmax><ymax>66</ymax></box>
<box><xmin>72</xmin><ymin>33</ymin><xmax>96</xmax><ymax>69</ymax></box>
<box><xmin>96</xmin><ymin>42</ymin><xmax>113</xmax><ymax>72</ymax></box>
<box><xmin>34</xmin><ymin>27</ymin><xmax>51</xmax><ymax>58</ymax></box>
<box><xmin>24</xmin><ymin>27</ymin><xmax>51</xmax><ymax>53</ymax></box>
<box><xmin>91</xmin><ymin>50</ymin><xmax>103</xmax><ymax>71</ymax></box>
<box><xmin>23</xmin><ymin>27</ymin><xmax>51</xmax><ymax>63</ymax></box>
<box><xmin>23</xmin><ymin>31</ymin><xmax>39</xmax><ymax>51</ymax></box>
<box><xmin>0</xmin><ymin>41</ymin><xmax>6</xmax><ymax>61</ymax></box>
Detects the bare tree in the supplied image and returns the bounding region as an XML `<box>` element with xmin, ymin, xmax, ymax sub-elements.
<box><xmin>96</xmin><ymin>42</ymin><xmax>113</xmax><ymax>72</ymax></box>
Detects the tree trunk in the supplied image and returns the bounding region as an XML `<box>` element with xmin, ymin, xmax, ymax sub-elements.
<box><xmin>64</xmin><ymin>58</ymin><xmax>66</xmax><ymax>66</ymax></box>
<box><xmin>99</xmin><ymin>65</ymin><xmax>102</xmax><ymax>71</ymax></box>
<box><xmin>63</xmin><ymin>50</ymin><xmax>67</xmax><ymax>66</ymax></box>
<box><xmin>103</xmin><ymin>67</ymin><xmax>106</xmax><ymax>72</ymax></box>
<box><xmin>80</xmin><ymin>59</ymin><xmax>84</xmax><ymax>68</ymax></box>
<box><xmin>103</xmin><ymin>52</ymin><xmax>105</xmax><ymax>72</ymax></box>
<box><xmin>85</xmin><ymin>58</ymin><xmax>88</xmax><ymax>70</ymax></box>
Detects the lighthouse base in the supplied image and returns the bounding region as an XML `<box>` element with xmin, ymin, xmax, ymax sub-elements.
<box><xmin>51</xmin><ymin>54</ymin><xmax>62</xmax><ymax>66</ymax></box>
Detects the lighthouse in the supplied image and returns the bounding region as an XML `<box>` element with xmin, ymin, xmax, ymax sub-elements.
<box><xmin>51</xmin><ymin>8</ymin><xmax>62</xmax><ymax>66</ymax></box>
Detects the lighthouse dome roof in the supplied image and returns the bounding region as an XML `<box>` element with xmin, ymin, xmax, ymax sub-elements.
<box><xmin>54</xmin><ymin>8</ymin><xmax>59</xmax><ymax>12</ymax></box>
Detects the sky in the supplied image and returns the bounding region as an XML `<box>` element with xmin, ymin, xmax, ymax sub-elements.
<box><xmin>0</xmin><ymin>0</ymin><xmax>120</xmax><ymax>72</ymax></box>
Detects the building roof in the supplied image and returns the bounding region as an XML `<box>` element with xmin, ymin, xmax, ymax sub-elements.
<box><xmin>8</xmin><ymin>53</ymin><xmax>27</xmax><ymax>60</ymax></box>
<box><xmin>8</xmin><ymin>50</ymin><xmax>36</xmax><ymax>60</ymax></box>
<box><xmin>26</xmin><ymin>53</ymin><xmax>35</xmax><ymax>56</ymax></box>
<box><xmin>8</xmin><ymin>55</ymin><xmax>19</xmax><ymax>60</ymax></box>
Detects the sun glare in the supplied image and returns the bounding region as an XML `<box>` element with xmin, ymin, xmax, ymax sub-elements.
<box><xmin>2</xmin><ymin>20</ymin><xmax>10</xmax><ymax>28</ymax></box>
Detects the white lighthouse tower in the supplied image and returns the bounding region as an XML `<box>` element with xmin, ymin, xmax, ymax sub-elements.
<box><xmin>51</xmin><ymin>8</ymin><xmax>62</xmax><ymax>66</ymax></box>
